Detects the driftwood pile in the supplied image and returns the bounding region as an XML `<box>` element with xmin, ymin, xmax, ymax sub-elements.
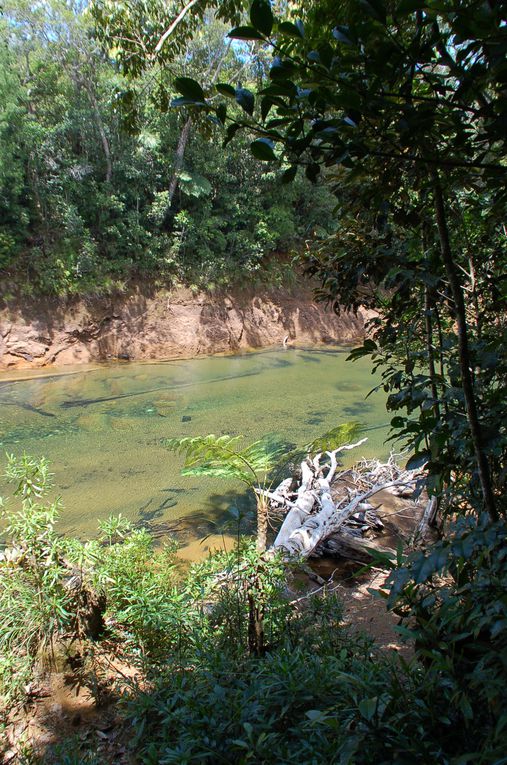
<box><xmin>258</xmin><ymin>439</ymin><xmax>433</xmax><ymax>562</ymax></box>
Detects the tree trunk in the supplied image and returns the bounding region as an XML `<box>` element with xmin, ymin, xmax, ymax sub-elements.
<box><xmin>256</xmin><ymin>496</ymin><xmax>268</xmax><ymax>552</ymax></box>
<box><xmin>247</xmin><ymin>586</ymin><xmax>265</xmax><ymax>656</ymax></box>
<box><xmin>431</xmin><ymin>169</ymin><xmax>497</xmax><ymax>521</ymax></box>
<box><xmin>83</xmin><ymin>81</ymin><xmax>112</xmax><ymax>184</ymax></box>
<box><xmin>167</xmin><ymin>117</ymin><xmax>192</xmax><ymax>210</ymax></box>
<box><xmin>424</xmin><ymin>286</ymin><xmax>440</xmax><ymax>421</ymax></box>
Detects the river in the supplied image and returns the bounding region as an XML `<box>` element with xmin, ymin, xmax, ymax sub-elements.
<box><xmin>0</xmin><ymin>348</ymin><xmax>389</xmax><ymax>557</ymax></box>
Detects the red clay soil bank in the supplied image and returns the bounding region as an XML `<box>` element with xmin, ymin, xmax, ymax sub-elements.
<box><xmin>0</xmin><ymin>286</ymin><xmax>368</xmax><ymax>371</ymax></box>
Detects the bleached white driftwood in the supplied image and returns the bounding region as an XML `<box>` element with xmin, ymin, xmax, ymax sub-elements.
<box><xmin>270</xmin><ymin>439</ymin><xmax>368</xmax><ymax>557</ymax></box>
<box><xmin>263</xmin><ymin>444</ymin><xmax>422</xmax><ymax>562</ymax></box>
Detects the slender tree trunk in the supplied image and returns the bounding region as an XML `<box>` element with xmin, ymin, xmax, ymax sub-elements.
<box><xmin>247</xmin><ymin>586</ymin><xmax>265</xmax><ymax>656</ymax></box>
<box><xmin>424</xmin><ymin>286</ymin><xmax>440</xmax><ymax>422</ymax></box>
<box><xmin>83</xmin><ymin>81</ymin><xmax>112</xmax><ymax>183</ymax></box>
<box><xmin>467</xmin><ymin>255</ymin><xmax>482</xmax><ymax>341</ymax></box>
<box><xmin>256</xmin><ymin>496</ymin><xmax>268</xmax><ymax>552</ymax></box>
<box><xmin>165</xmin><ymin>39</ymin><xmax>232</xmax><ymax>211</ymax></box>
<box><xmin>431</xmin><ymin>169</ymin><xmax>497</xmax><ymax>521</ymax></box>
<box><xmin>167</xmin><ymin>117</ymin><xmax>192</xmax><ymax>208</ymax></box>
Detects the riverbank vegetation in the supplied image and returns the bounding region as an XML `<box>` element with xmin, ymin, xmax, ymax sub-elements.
<box><xmin>1</xmin><ymin>0</ymin><xmax>506</xmax><ymax>762</ymax></box>
<box><xmin>2</xmin><ymin>454</ymin><xmax>506</xmax><ymax>763</ymax></box>
<box><xmin>0</xmin><ymin>0</ymin><xmax>335</xmax><ymax>297</ymax></box>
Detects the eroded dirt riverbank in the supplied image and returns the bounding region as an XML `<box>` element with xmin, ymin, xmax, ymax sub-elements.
<box><xmin>0</xmin><ymin>286</ymin><xmax>368</xmax><ymax>371</ymax></box>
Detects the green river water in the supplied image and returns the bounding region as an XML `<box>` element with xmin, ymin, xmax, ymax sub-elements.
<box><xmin>0</xmin><ymin>348</ymin><xmax>389</xmax><ymax>557</ymax></box>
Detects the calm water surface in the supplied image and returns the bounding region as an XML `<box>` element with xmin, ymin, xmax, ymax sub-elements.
<box><xmin>0</xmin><ymin>348</ymin><xmax>389</xmax><ymax>555</ymax></box>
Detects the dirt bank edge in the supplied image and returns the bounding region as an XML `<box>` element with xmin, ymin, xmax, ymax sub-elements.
<box><xmin>0</xmin><ymin>285</ymin><xmax>368</xmax><ymax>371</ymax></box>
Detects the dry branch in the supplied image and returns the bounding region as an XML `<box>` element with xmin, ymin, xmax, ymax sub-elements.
<box><xmin>262</xmin><ymin>443</ymin><xmax>423</xmax><ymax>562</ymax></box>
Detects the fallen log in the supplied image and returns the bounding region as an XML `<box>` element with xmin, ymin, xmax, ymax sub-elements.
<box><xmin>261</xmin><ymin>445</ymin><xmax>423</xmax><ymax>562</ymax></box>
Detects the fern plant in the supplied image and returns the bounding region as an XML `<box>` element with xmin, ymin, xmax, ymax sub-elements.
<box><xmin>166</xmin><ymin>435</ymin><xmax>285</xmax><ymax>551</ymax></box>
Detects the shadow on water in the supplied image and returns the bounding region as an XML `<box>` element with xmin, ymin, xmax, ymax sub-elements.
<box><xmin>335</xmin><ymin>381</ymin><xmax>361</xmax><ymax>392</ymax></box>
<box><xmin>341</xmin><ymin>401</ymin><xmax>375</xmax><ymax>418</ymax></box>
<box><xmin>0</xmin><ymin>400</ymin><xmax>56</xmax><ymax>418</ymax></box>
<box><xmin>306</xmin><ymin>414</ymin><xmax>325</xmax><ymax>426</ymax></box>
<box><xmin>140</xmin><ymin>489</ymin><xmax>256</xmax><ymax>549</ymax></box>
<box><xmin>187</xmin><ymin>490</ymin><xmax>255</xmax><ymax>541</ymax></box>
<box><xmin>297</xmin><ymin>353</ymin><xmax>322</xmax><ymax>364</ymax></box>
<box><xmin>59</xmin><ymin>370</ymin><xmax>262</xmax><ymax>409</ymax></box>
<box><xmin>265</xmin><ymin>356</ymin><xmax>293</xmax><ymax>368</ymax></box>
<box><xmin>137</xmin><ymin>488</ymin><xmax>196</xmax><ymax>524</ymax></box>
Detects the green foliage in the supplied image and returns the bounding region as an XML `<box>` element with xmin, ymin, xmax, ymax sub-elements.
<box><xmin>2</xmin><ymin>455</ymin><xmax>507</xmax><ymax>763</ymax></box>
<box><xmin>173</xmin><ymin>0</ymin><xmax>506</xmax><ymax>519</ymax></box>
<box><xmin>0</xmin><ymin>455</ymin><xmax>72</xmax><ymax>705</ymax></box>
<box><xmin>304</xmin><ymin>421</ymin><xmax>362</xmax><ymax>454</ymax></box>
<box><xmin>384</xmin><ymin>516</ymin><xmax>507</xmax><ymax>760</ymax></box>
<box><xmin>0</xmin><ymin>0</ymin><xmax>337</xmax><ymax>296</ymax></box>
<box><xmin>125</xmin><ymin>567</ymin><xmax>507</xmax><ymax>764</ymax></box>
<box><xmin>166</xmin><ymin>433</ymin><xmax>285</xmax><ymax>487</ymax></box>
<box><xmin>90</xmin><ymin>525</ymin><xmax>187</xmax><ymax>660</ymax></box>
<box><xmin>166</xmin><ymin>433</ymin><xmax>287</xmax><ymax>552</ymax></box>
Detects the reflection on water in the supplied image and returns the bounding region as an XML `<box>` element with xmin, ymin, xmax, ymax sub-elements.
<box><xmin>0</xmin><ymin>348</ymin><xmax>389</xmax><ymax>552</ymax></box>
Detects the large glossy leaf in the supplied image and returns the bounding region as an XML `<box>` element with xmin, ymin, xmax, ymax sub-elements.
<box><xmin>236</xmin><ymin>87</ymin><xmax>255</xmax><ymax>115</ymax></box>
<box><xmin>223</xmin><ymin>123</ymin><xmax>241</xmax><ymax>146</ymax></box>
<box><xmin>171</xmin><ymin>96</ymin><xmax>203</xmax><ymax>107</ymax></box>
<box><xmin>215</xmin><ymin>83</ymin><xmax>236</xmax><ymax>98</ymax></box>
<box><xmin>228</xmin><ymin>26</ymin><xmax>265</xmax><ymax>40</ymax></box>
<box><xmin>406</xmin><ymin>451</ymin><xmax>430</xmax><ymax>470</ymax></box>
<box><xmin>332</xmin><ymin>25</ymin><xmax>354</xmax><ymax>45</ymax></box>
<box><xmin>173</xmin><ymin>77</ymin><xmax>205</xmax><ymax>103</ymax></box>
<box><xmin>250</xmin><ymin>138</ymin><xmax>277</xmax><ymax>161</ymax></box>
<box><xmin>278</xmin><ymin>21</ymin><xmax>303</xmax><ymax>39</ymax></box>
<box><xmin>359</xmin><ymin>0</ymin><xmax>387</xmax><ymax>23</ymax></box>
<box><xmin>281</xmin><ymin>165</ymin><xmax>297</xmax><ymax>184</ymax></box>
<box><xmin>250</xmin><ymin>0</ymin><xmax>273</xmax><ymax>36</ymax></box>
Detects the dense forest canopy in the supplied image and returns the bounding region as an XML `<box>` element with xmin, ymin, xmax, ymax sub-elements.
<box><xmin>0</xmin><ymin>0</ymin><xmax>336</xmax><ymax>295</ymax></box>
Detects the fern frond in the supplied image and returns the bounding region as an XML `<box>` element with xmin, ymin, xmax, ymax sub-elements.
<box><xmin>305</xmin><ymin>422</ymin><xmax>363</xmax><ymax>454</ymax></box>
<box><xmin>165</xmin><ymin>434</ymin><xmax>285</xmax><ymax>487</ymax></box>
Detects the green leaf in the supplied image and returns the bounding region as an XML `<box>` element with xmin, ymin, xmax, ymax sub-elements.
<box><xmin>359</xmin><ymin>0</ymin><xmax>387</xmax><ymax>23</ymax></box>
<box><xmin>224</xmin><ymin>123</ymin><xmax>241</xmax><ymax>146</ymax></box>
<box><xmin>281</xmin><ymin>165</ymin><xmax>297</xmax><ymax>183</ymax></box>
<box><xmin>216</xmin><ymin>104</ymin><xmax>227</xmax><ymax>125</ymax></box>
<box><xmin>332</xmin><ymin>25</ymin><xmax>353</xmax><ymax>45</ymax></box>
<box><xmin>396</xmin><ymin>0</ymin><xmax>423</xmax><ymax>13</ymax></box>
<box><xmin>406</xmin><ymin>451</ymin><xmax>430</xmax><ymax>470</ymax></box>
<box><xmin>305</xmin><ymin>422</ymin><xmax>362</xmax><ymax>453</ymax></box>
<box><xmin>215</xmin><ymin>83</ymin><xmax>236</xmax><ymax>98</ymax></box>
<box><xmin>251</xmin><ymin>138</ymin><xmax>277</xmax><ymax>161</ymax></box>
<box><xmin>236</xmin><ymin>87</ymin><xmax>255</xmax><ymax>115</ymax></box>
<box><xmin>171</xmin><ymin>96</ymin><xmax>204</xmax><ymax>108</ymax></box>
<box><xmin>261</xmin><ymin>97</ymin><xmax>273</xmax><ymax>121</ymax></box>
<box><xmin>250</xmin><ymin>0</ymin><xmax>273</xmax><ymax>36</ymax></box>
<box><xmin>305</xmin><ymin>163</ymin><xmax>320</xmax><ymax>182</ymax></box>
<box><xmin>270</xmin><ymin>56</ymin><xmax>297</xmax><ymax>80</ymax></box>
<box><xmin>228</xmin><ymin>26</ymin><xmax>265</xmax><ymax>40</ymax></box>
<box><xmin>306</xmin><ymin>709</ymin><xmax>327</xmax><ymax>721</ymax></box>
<box><xmin>278</xmin><ymin>21</ymin><xmax>304</xmax><ymax>39</ymax></box>
<box><xmin>358</xmin><ymin>697</ymin><xmax>378</xmax><ymax>722</ymax></box>
<box><xmin>295</xmin><ymin>20</ymin><xmax>305</xmax><ymax>37</ymax></box>
<box><xmin>173</xmin><ymin>77</ymin><xmax>205</xmax><ymax>103</ymax></box>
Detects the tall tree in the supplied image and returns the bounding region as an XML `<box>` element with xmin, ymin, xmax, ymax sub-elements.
<box><xmin>168</xmin><ymin>0</ymin><xmax>506</xmax><ymax>518</ymax></box>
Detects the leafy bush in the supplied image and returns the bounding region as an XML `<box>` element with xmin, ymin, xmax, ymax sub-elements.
<box><xmin>3</xmin><ymin>454</ymin><xmax>507</xmax><ymax>764</ymax></box>
<box><xmin>385</xmin><ymin>515</ymin><xmax>507</xmax><ymax>761</ymax></box>
<box><xmin>0</xmin><ymin>455</ymin><xmax>73</xmax><ymax>705</ymax></box>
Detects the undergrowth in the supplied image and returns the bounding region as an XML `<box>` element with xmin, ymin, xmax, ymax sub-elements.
<box><xmin>1</xmin><ymin>455</ymin><xmax>506</xmax><ymax>765</ymax></box>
